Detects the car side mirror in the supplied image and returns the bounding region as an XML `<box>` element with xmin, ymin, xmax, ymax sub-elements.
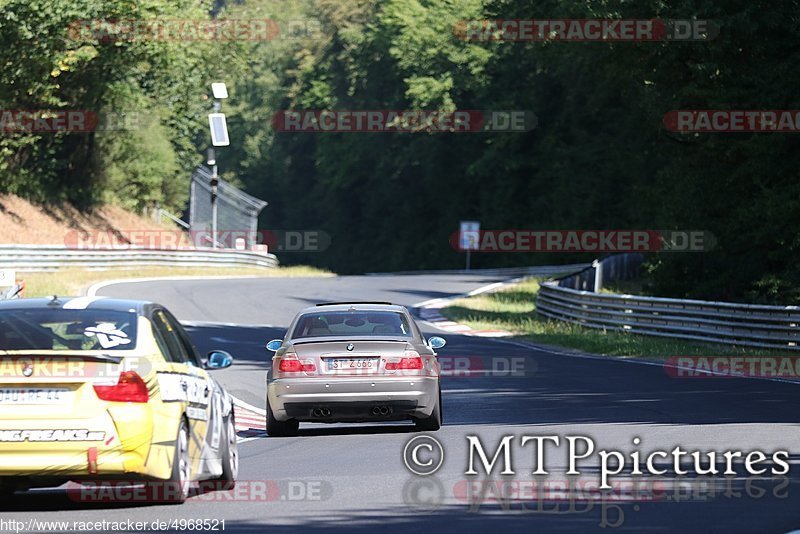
<box><xmin>206</xmin><ymin>350</ymin><xmax>233</xmax><ymax>369</ymax></box>
<box><xmin>266</xmin><ymin>339</ymin><xmax>283</xmax><ymax>352</ymax></box>
<box><xmin>428</xmin><ymin>336</ymin><xmax>446</xmax><ymax>349</ymax></box>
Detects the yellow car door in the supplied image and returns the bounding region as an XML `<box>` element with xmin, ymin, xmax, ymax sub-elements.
<box><xmin>149</xmin><ymin>309</ymin><xmax>216</xmax><ymax>479</ymax></box>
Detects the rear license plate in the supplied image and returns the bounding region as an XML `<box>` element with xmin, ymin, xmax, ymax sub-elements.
<box><xmin>325</xmin><ymin>358</ymin><xmax>379</xmax><ymax>371</ymax></box>
<box><xmin>0</xmin><ymin>388</ymin><xmax>70</xmax><ymax>405</ymax></box>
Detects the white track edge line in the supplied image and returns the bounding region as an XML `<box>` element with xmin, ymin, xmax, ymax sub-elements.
<box><xmin>85</xmin><ymin>275</ymin><xmax>265</xmax><ymax>297</ymax></box>
<box><xmin>232</xmin><ymin>395</ymin><xmax>268</xmax><ymax>416</ymax></box>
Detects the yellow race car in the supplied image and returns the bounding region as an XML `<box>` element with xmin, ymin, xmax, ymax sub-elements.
<box><xmin>0</xmin><ymin>296</ymin><xmax>238</xmax><ymax>503</ymax></box>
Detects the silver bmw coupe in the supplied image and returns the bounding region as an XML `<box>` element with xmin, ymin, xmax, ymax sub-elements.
<box><xmin>265</xmin><ymin>302</ymin><xmax>445</xmax><ymax>436</ymax></box>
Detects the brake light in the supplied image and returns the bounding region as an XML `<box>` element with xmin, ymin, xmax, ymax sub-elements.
<box><xmin>94</xmin><ymin>371</ymin><xmax>149</xmax><ymax>403</ymax></box>
<box><xmin>386</xmin><ymin>358</ymin><xmax>423</xmax><ymax>371</ymax></box>
<box><xmin>386</xmin><ymin>349</ymin><xmax>425</xmax><ymax>372</ymax></box>
<box><xmin>278</xmin><ymin>358</ymin><xmax>316</xmax><ymax>373</ymax></box>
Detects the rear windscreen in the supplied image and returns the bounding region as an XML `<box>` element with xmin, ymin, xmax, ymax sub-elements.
<box><xmin>292</xmin><ymin>311</ymin><xmax>413</xmax><ymax>339</ymax></box>
<box><xmin>0</xmin><ymin>309</ymin><xmax>137</xmax><ymax>351</ymax></box>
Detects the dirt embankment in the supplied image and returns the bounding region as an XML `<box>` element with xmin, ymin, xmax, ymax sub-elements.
<box><xmin>0</xmin><ymin>195</ymin><xmax>176</xmax><ymax>245</ymax></box>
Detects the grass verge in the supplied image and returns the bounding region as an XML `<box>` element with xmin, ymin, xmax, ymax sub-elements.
<box><xmin>18</xmin><ymin>265</ymin><xmax>333</xmax><ymax>298</ymax></box>
<box><xmin>439</xmin><ymin>278</ymin><xmax>791</xmax><ymax>359</ymax></box>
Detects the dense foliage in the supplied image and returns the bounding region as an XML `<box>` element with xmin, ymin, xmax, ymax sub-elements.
<box><xmin>0</xmin><ymin>0</ymin><xmax>235</xmax><ymax>210</ymax></box>
<box><xmin>2</xmin><ymin>0</ymin><xmax>799</xmax><ymax>302</ymax></box>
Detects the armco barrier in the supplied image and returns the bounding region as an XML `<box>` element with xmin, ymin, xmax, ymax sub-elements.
<box><xmin>367</xmin><ymin>264</ymin><xmax>590</xmax><ymax>277</ymax></box>
<box><xmin>0</xmin><ymin>245</ymin><xmax>278</xmax><ymax>272</ymax></box>
<box><xmin>536</xmin><ymin>281</ymin><xmax>800</xmax><ymax>350</ymax></box>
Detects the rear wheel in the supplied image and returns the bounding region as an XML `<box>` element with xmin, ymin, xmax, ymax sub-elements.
<box><xmin>267</xmin><ymin>393</ymin><xmax>299</xmax><ymax>437</ymax></box>
<box><xmin>214</xmin><ymin>414</ymin><xmax>239</xmax><ymax>490</ymax></box>
<box><xmin>0</xmin><ymin>477</ymin><xmax>21</xmax><ymax>497</ymax></box>
<box><xmin>152</xmin><ymin>418</ymin><xmax>191</xmax><ymax>504</ymax></box>
<box><xmin>415</xmin><ymin>386</ymin><xmax>442</xmax><ymax>431</ymax></box>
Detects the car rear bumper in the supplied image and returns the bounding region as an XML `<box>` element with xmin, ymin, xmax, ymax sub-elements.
<box><xmin>0</xmin><ymin>450</ymin><xmax>148</xmax><ymax>478</ymax></box>
<box><xmin>268</xmin><ymin>376</ymin><xmax>439</xmax><ymax>422</ymax></box>
<box><xmin>0</xmin><ymin>406</ymin><xmax>154</xmax><ymax>478</ymax></box>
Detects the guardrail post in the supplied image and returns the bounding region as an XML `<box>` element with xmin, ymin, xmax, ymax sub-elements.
<box><xmin>592</xmin><ymin>259</ymin><xmax>602</xmax><ymax>292</ymax></box>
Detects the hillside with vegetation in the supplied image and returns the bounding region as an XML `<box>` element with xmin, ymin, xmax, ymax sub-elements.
<box><xmin>2</xmin><ymin>0</ymin><xmax>798</xmax><ymax>303</ymax></box>
<box><xmin>0</xmin><ymin>194</ymin><xmax>172</xmax><ymax>244</ymax></box>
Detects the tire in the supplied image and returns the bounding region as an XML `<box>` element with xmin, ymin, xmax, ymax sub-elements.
<box><xmin>213</xmin><ymin>413</ymin><xmax>238</xmax><ymax>490</ymax></box>
<box><xmin>0</xmin><ymin>477</ymin><xmax>21</xmax><ymax>497</ymax></box>
<box><xmin>152</xmin><ymin>418</ymin><xmax>191</xmax><ymax>504</ymax></box>
<box><xmin>415</xmin><ymin>386</ymin><xmax>442</xmax><ymax>432</ymax></box>
<box><xmin>266</xmin><ymin>393</ymin><xmax>299</xmax><ymax>437</ymax></box>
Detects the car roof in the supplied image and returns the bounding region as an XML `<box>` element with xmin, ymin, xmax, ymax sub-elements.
<box><xmin>298</xmin><ymin>302</ymin><xmax>409</xmax><ymax>314</ymax></box>
<box><xmin>0</xmin><ymin>296</ymin><xmax>149</xmax><ymax>314</ymax></box>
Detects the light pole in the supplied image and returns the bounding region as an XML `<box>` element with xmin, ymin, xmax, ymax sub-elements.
<box><xmin>208</xmin><ymin>82</ymin><xmax>230</xmax><ymax>249</ymax></box>
<box><xmin>206</xmin><ymin>148</ymin><xmax>218</xmax><ymax>249</ymax></box>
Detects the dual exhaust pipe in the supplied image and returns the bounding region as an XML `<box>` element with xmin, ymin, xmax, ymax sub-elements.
<box><xmin>312</xmin><ymin>407</ymin><xmax>331</xmax><ymax>417</ymax></box>
<box><xmin>371</xmin><ymin>406</ymin><xmax>392</xmax><ymax>416</ymax></box>
<box><xmin>310</xmin><ymin>406</ymin><xmax>392</xmax><ymax>417</ymax></box>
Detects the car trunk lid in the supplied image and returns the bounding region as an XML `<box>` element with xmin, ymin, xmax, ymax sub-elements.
<box><xmin>286</xmin><ymin>339</ymin><xmax>414</xmax><ymax>376</ymax></box>
<box><xmin>0</xmin><ymin>350</ymin><xmax>144</xmax><ymax>419</ymax></box>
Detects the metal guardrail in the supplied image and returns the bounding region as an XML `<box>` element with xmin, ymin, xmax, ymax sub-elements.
<box><xmin>536</xmin><ymin>281</ymin><xmax>800</xmax><ymax>350</ymax></box>
<box><xmin>557</xmin><ymin>253</ymin><xmax>644</xmax><ymax>292</ymax></box>
<box><xmin>368</xmin><ymin>264</ymin><xmax>591</xmax><ymax>277</ymax></box>
<box><xmin>0</xmin><ymin>245</ymin><xmax>279</xmax><ymax>272</ymax></box>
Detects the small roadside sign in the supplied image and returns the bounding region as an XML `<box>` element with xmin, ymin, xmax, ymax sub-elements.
<box><xmin>459</xmin><ymin>220</ymin><xmax>480</xmax><ymax>271</ymax></box>
<box><xmin>208</xmin><ymin>113</ymin><xmax>230</xmax><ymax>146</ymax></box>
<box><xmin>459</xmin><ymin>221</ymin><xmax>480</xmax><ymax>251</ymax></box>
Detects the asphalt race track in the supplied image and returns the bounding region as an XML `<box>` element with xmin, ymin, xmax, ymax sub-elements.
<box><xmin>4</xmin><ymin>274</ymin><xmax>800</xmax><ymax>533</ymax></box>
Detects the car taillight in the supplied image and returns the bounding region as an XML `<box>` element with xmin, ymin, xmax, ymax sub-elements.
<box><xmin>385</xmin><ymin>350</ymin><xmax>425</xmax><ymax>372</ymax></box>
<box><xmin>386</xmin><ymin>357</ymin><xmax>423</xmax><ymax>371</ymax></box>
<box><xmin>278</xmin><ymin>358</ymin><xmax>316</xmax><ymax>373</ymax></box>
<box><xmin>94</xmin><ymin>371</ymin><xmax>149</xmax><ymax>403</ymax></box>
